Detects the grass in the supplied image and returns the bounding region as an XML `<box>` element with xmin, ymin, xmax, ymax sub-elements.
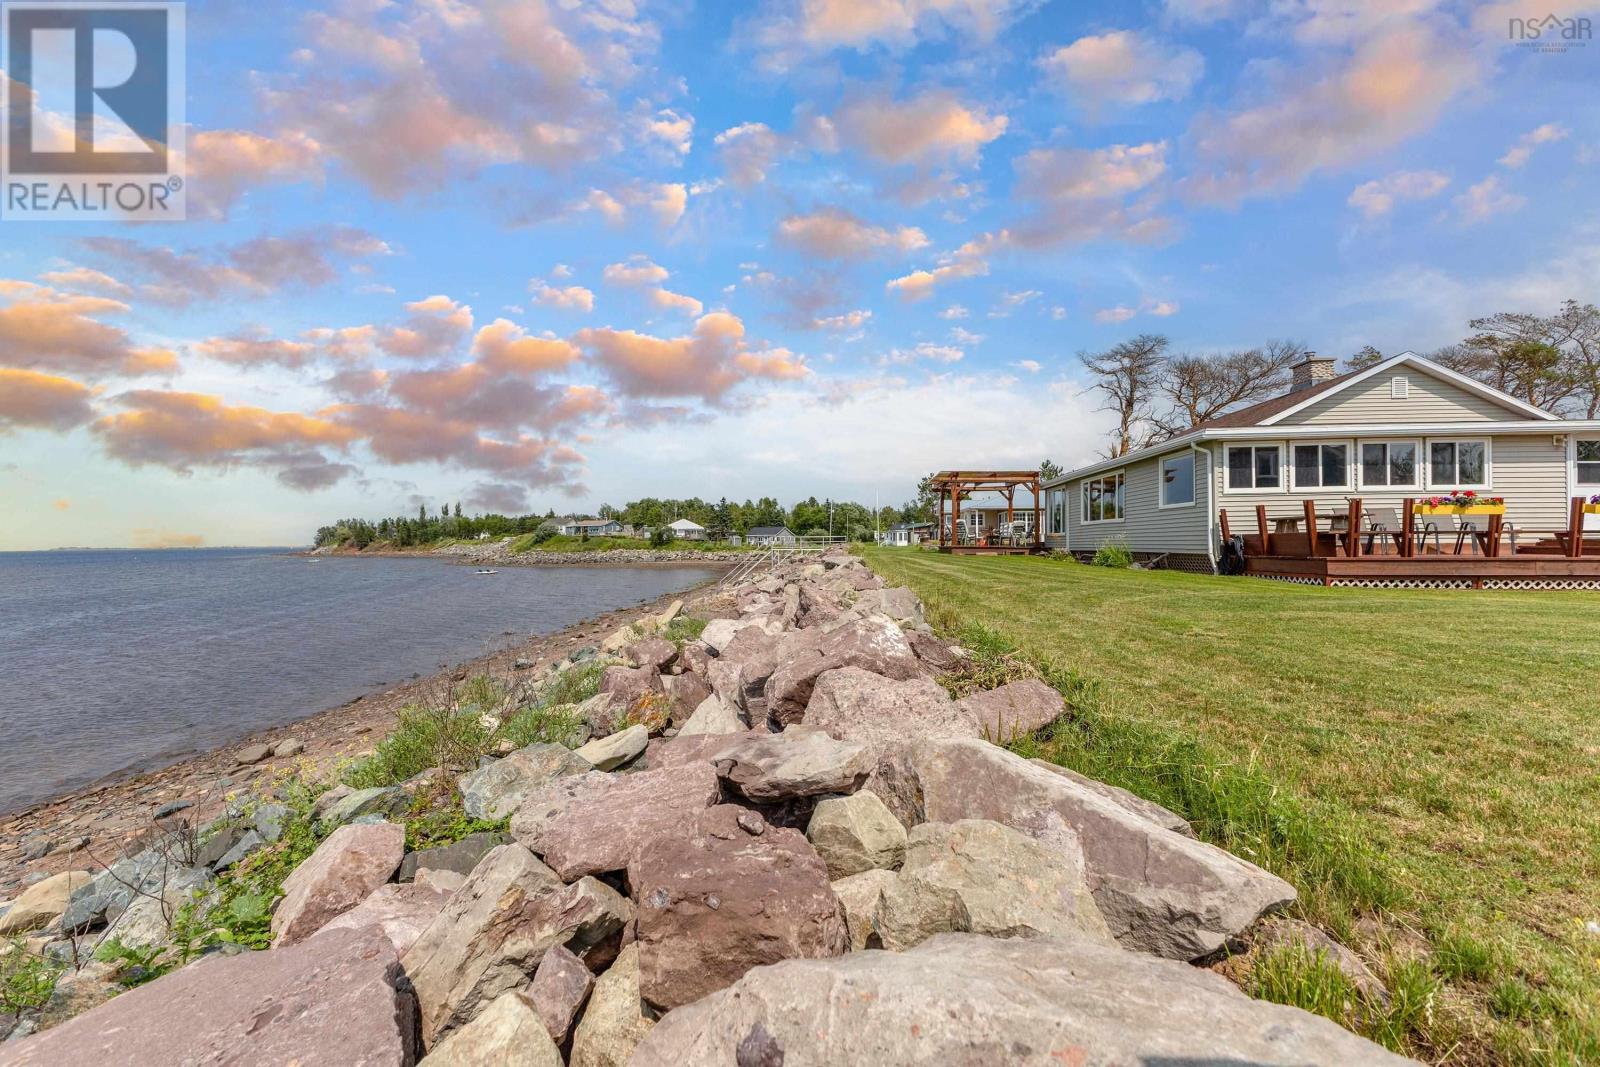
<box><xmin>0</xmin><ymin>939</ymin><xmax>63</xmax><ymax>1015</ymax></box>
<box><xmin>862</xmin><ymin>548</ymin><xmax>1600</xmax><ymax>1065</ymax></box>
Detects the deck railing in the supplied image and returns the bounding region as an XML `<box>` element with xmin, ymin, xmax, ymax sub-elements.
<box><xmin>719</xmin><ymin>536</ymin><xmax>849</xmax><ymax>585</ymax></box>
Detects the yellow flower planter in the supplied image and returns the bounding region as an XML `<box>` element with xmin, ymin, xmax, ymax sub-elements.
<box><xmin>1413</xmin><ymin>504</ymin><xmax>1506</xmax><ymax>516</ymax></box>
<box><xmin>1584</xmin><ymin>503</ymin><xmax>1600</xmax><ymax>515</ymax></box>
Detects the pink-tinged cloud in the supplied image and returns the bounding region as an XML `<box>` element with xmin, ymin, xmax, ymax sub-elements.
<box><xmin>187</xmin><ymin>129</ymin><xmax>323</xmax><ymax>219</ymax></box>
<box><xmin>132</xmin><ymin>529</ymin><xmax>207</xmax><ymax>549</ymax></box>
<box><xmin>577</xmin><ymin>312</ymin><xmax>810</xmax><ymax>402</ymax></box>
<box><xmin>379</xmin><ymin>295</ymin><xmax>475</xmax><ymax>359</ymax></box>
<box><xmin>0</xmin><ymin>369</ymin><xmax>96</xmax><ymax>432</ymax></box>
<box><xmin>93</xmin><ymin>390</ymin><xmax>359</xmax><ymax>490</ymax></box>
<box><xmin>1347</xmin><ymin>170</ymin><xmax>1451</xmax><ymax>218</ymax></box>
<box><xmin>886</xmin><ymin>232</ymin><xmax>1005</xmax><ymax>300</ymax></box>
<box><xmin>776</xmin><ymin>208</ymin><xmax>929</xmax><ymax>260</ymax></box>
<box><xmin>473</xmin><ymin>320</ymin><xmax>580</xmax><ymax>374</ymax></box>
<box><xmin>37</xmin><ymin>267</ymin><xmax>131</xmax><ymax>297</ymax></box>
<box><xmin>1015</xmin><ymin>143</ymin><xmax>1168</xmax><ymax>201</ymax></box>
<box><xmin>713</xmin><ymin>123</ymin><xmax>785</xmax><ymax>188</ymax></box>
<box><xmin>530</xmin><ymin>280</ymin><xmax>595</xmax><ymax>312</ymax></box>
<box><xmin>747</xmin><ymin>0</ymin><xmax>1027</xmax><ymax>71</ymax></box>
<box><xmin>834</xmin><ymin>91</ymin><xmax>1007</xmax><ymax>168</ymax></box>
<box><xmin>194</xmin><ymin>331</ymin><xmax>318</xmax><ymax>369</ymax></box>
<box><xmin>327</xmin><ymin>403</ymin><xmax>586</xmax><ymax>489</ymax></box>
<box><xmin>0</xmin><ymin>280</ymin><xmax>177</xmax><ymax>378</ymax></box>
<box><xmin>1040</xmin><ymin>31</ymin><xmax>1203</xmax><ymax>109</ymax></box>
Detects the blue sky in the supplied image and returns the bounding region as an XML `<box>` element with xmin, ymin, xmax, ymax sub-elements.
<box><xmin>2</xmin><ymin>0</ymin><xmax>1596</xmax><ymax>549</ymax></box>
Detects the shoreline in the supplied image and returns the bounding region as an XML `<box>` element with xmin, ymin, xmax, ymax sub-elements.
<box><xmin>305</xmin><ymin>540</ymin><xmax>758</xmax><ymax>567</ymax></box>
<box><xmin>0</xmin><ymin>571</ymin><xmax>731</xmax><ymax>896</ymax></box>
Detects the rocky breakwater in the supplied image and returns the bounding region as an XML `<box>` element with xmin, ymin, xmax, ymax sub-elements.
<box><xmin>0</xmin><ymin>553</ymin><xmax>1414</xmax><ymax>1066</ymax></box>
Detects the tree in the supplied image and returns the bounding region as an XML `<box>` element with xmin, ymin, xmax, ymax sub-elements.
<box><xmin>1151</xmin><ymin>340</ymin><xmax>1305</xmax><ymax>436</ymax></box>
<box><xmin>1348</xmin><ymin>345</ymin><xmax>1384</xmax><ymax>371</ymax></box>
<box><xmin>1039</xmin><ymin>458</ymin><xmax>1063</xmax><ymax>482</ymax></box>
<box><xmin>1433</xmin><ymin>301</ymin><xmax>1600</xmax><ymax>414</ymax></box>
<box><xmin>1079</xmin><ymin>334</ymin><xmax>1167</xmax><ymax>458</ymax></box>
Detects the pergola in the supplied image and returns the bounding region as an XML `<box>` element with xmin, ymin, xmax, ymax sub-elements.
<box><xmin>930</xmin><ymin>470</ymin><xmax>1044</xmax><ymax>554</ymax></box>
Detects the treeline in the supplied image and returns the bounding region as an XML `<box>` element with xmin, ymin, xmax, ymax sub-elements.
<box><xmin>313</xmin><ymin>494</ymin><xmax>936</xmax><ymax>549</ymax></box>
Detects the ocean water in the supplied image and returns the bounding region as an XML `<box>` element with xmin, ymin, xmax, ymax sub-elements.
<box><xmin>0</xmin><ymin>549</ymin><xmax>720</xmax><ymax>814</ymax></box>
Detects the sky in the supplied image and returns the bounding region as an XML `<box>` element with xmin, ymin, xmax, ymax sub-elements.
<box><xmin>1</xmin><ymin>0</ymin><xmax>1597</xmax><ymax>550</ymax></box>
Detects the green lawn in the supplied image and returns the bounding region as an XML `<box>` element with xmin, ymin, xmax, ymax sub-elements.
<box><xmin>863</xmin><ymin>548</ymin><xmax>1600</xmax><ymax>1065</ymax></box>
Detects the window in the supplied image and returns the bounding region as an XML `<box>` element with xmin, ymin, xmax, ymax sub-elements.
<box><xmin>1225</xmin><ymin>445</ymin><xmax>1281</xmax><ymax>491</ymax></box>
<box><xmin>1081</xmin><ymin>472</ymin><xmax>1125</xmax><ymax>523</ymax></box>
<box><xmin>1359</xmin><ymin>441</ymin><xmax>1419</xmax><ymax>488</ymax></box>
<box><xmin>1160</xmin><ymin>453</ymin><xmax>1196</xmax><ymax>508</ymax></box>
<box><xmin>1428</xmin><ymin>439</ymin><xmax>1488</xmax><ymax>488</ymax></box>
<box><xmin>1048</xmin><ymin>489</ymin><xmax>1066</xmax><ymax>533</ymax></box>
<box><xmin>1578</xmin><ymin>440</ymin><xmax>1600</xmax><ymax>485</ymax></box>
<box><xmin>1291</xmin><ymin>443</ymin><xmax>1348</xmax><ymax>489</ymax></box>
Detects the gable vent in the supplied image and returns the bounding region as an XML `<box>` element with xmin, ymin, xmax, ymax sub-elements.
<box><xmin>1391</xmin><ymin>376</ymin><xmax>1409</xmax><ymax>399</ymax></box>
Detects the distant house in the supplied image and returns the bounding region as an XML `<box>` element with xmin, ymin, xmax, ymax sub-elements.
<box><xmin>667</xmin><ymin>518</ymin><xmax>707</xmax><ymax>541</ymax></box>
<box><xmin>881</xmin><ymin>521</ymin><xmax>932</xmax><ymax>547</ymax></box>
<box><xmin>746</xmin><ymin>525</ymin><xmax>796</xmax><ymax>546</ymax></box>
<box><xmin>558</xmin><ymin>517</ymin><xmax>624</xmax><ymax>537</ymax></box>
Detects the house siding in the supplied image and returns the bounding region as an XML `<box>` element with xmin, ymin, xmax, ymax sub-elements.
<box><xmin>1213</xmin><ymin>434</ymin><xmax>1570</xmax><ymax>533</ymax></box>
<box><xmin>1282</xmin><ymin>370</ymin><xmax>1516</xmax><ymax>425</ymax></box>
<box><xmin>1065</xmin><ymin>447</ymin><xmax>1214</xmax><ymax>564</ymax></box>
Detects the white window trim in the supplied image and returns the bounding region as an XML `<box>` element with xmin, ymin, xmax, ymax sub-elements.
<box><xmin>1287</xmin><ymin>439</ymin><xmax>1354</xmax><ymax>492</ymax></box>
<box><xmin>1355</xmin><ymin>438</ymin><xmax>1422</xmax><ymax>491</ymax></box>
<box><xmin>1079</xmin><ymin>470</ymin><xmax>1126</xmax><ymax>525</ymax></box>
<box><xmin>1157</xmin><ymin>451</ymin><xmax>1198</xmax><ymax>510</ymax></box>
<box><xmin>1222</xmin><ymin>443</ymin><xmax>1286</xmax><ymax>494</ymax></box>
<box><xmin>1423</xmin><ymin>437</ymin><xmax>1492</xmax><ymax>491</ymax></box>
<box><xmin>1573</xmin><ymin>437</ymin><xmax>1600</xmax><ymax>487</ymax></box>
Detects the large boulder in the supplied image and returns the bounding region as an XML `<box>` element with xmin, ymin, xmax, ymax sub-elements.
<box><xmin>458</xmin><ymin>742</ymin><xmax>593</xmax><ymax>821</ymax></box>
<box><xmin>402</xmin><ymin>844</ymin><xmax>632</xmax><ymax>1046</ymax></box>
<box><xmin>0</xmin><ymin>871</ymin><xmax>91</xmax><ymax>934</ymax></box>
<box><xmin>1029</xmin><ymin>759</ymin><xmax>1195</xmax><ymax>838</ymax></box>
<box><xmin>956</xmin><ymin>679</ymin><xmax>1064</xmax><ymax>742</ymax></box>
<box><xmin>317</xmin><ymin>785</ymin><xmax>410</xmax><ymax>828</ymax></box>
<box><xmin>399</xmin><ymin>831</ymin><xmax>512</xmax><ymax>882</ymax></box>
<box><xmin>876</xmin><ymin>820</ymin><xmax>1112</xmax><ymax>951</ymax></box>
<box><xmin>569</xmin><ymin>943</ymin><xmax>655</xmax><ymax>1067</ymax></box>
<box><xmin>675</xmin><ymin>695</ymin><xmax>746</xmax><ymax>737</ymax></box>
<box><xmin>906</xmin><ymin>628</ymin><xmax>964</xmax><ymax>673</ymax></box>
<box><xmin>574</xmin><ymin>724</ymin><xmax>648</xmax><ymax>771</ymax></box>
<box><xmin>621</xmin><ymin>637</ymin><xmax>677</xmax><ymax>672</ymax></box>
<box><xmin>699</xmin><ymin>617</ymin><xmax>774</xmax><ymax>654</ymax></box>
<box><xmin>315</xmin><ymin>880</ymin><xmax>456</xmax><ymax>955</ymax></box>
<box><xmin>526</xmin><ymin>944</ymin><xmax>593</xmax><ymax>1046</ymax></box>
<box><xmin>508</xmin><ymin>764</ymin><xmax>722</xmax><ymax>880</ymax></box>
<box><xmin>58</xmin><ymin>844</ymin><xmax>196</xmax><ymax>933</ymax></box>
<box><xmin>598</xmin><ymin>665</ymin><xmax>662</xmax><ymax>713</ymax></box>
<box><xmin>764</xmin><ymin>615</ymin><xmax>924</xmax><ymax>727</ymax></box>
<box><xmin>705</xmin><ymin>628</ymin><xmax>783</xmax><ymax>722</ymax></box>
<box><xmin>632</xmin><ymin>933</ymin><xmax>1417</xmax><ymax>1066</ymax></box>
<box><xmin>805</xmin><ymin>790</ymin><xmax>907</xmax><ymax>879</ymax></box>
<box><xmin>417</xmin><ymin>990</ymin><xmax>562</xmax><ymax>1067</ymax></box>
<box><xmin>711</xmin><ymin>725</ymin><xmax>872</xmax><ymax>801</ymax></box>
<box><xmin>1</xmin><ymin>927</ymin><xmax>415</xmax><ymax>1066</ymax></box>
<box><xmin>854</xmin><ymin>586</ymin><xmax>924</xmax><ymax>626</ymax></box>
<box><xmin>802</xmin><ymin>667</ymin><xmax>979</xmax><ymax>826</ymax></box>
<box><xmin>913</xmin><ymin>738</ymin><xmax>1297</xmax><ymax>960</ymax></box>
<box><xmin>660</xmin><ymin>672</ymin><xmax>712</xmax><ymax>725</ymax></box>
<box><xmin>272</xmin><ymin>822</ymin><xmax>405</xmax><ymax>947</ymax></box>
<box><xmin>627</xmin><ymin>805</ymin><xmax>849</xmax><ymax>1011</ymax></box>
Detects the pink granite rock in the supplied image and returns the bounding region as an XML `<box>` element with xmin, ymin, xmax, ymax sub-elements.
<box><xmin>526</xmin><ymin>943</ymin><xmax>594</xmax><ymax>1045</ymax></box>
<box><xmin>314</xmin><ymin>879</ymin><xmax>455</xmax><ymax>955</ymax></box>
<box><xmin>955</xmin><ymin>678</ymin><xmax>1065</xmax><ymax>742</ymax></box>
<box><xmin>271</xmin><ymin>821</ymin><xmax>404</xmax><ymax>947</ymax></box>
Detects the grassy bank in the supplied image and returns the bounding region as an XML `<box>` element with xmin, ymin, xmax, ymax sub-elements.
<box><xmin>862</xmin><ymin>548</ymin><xmax>1600</xmax><ymax>1064</ymax></box>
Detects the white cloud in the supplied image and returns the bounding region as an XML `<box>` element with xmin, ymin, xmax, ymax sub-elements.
<box><xmin>1012</xmin><ymin>359</ymin><xmax>1043</xmax><ymax>373</ymax></box>
<box><xmin>883</xmin><ymin>342</ymin><xmax>965</xmax><ymax>365</ymax></box>
<box><xmin>950</xmin><ymin>326</ymin><xmax>985</xmax><ymax>345</ymax></box>
<box><xmin>938</xmin><ymin>304</ymin><xmax>969</xmax><ymax>319</ymax></box>
<box><xmin>1498</xmin><ymin>123</ymin><xmax>1569</xmax><ymax>169</ymax></box>
<box><xmin>1094</xmin><ymin>305</ymin><xmax>1138</xmax><ymax>324</ymax></box>
<box><xmin>834</xmin><ymin>91</ymin><xmax>1008</xmax><ymax>168</ymax></box>
<box><xmin>714</xmin><ymin>123</ymin><xmax>784</xmax><ymax>188</ymax></box>
<box><xmin>886</xmin><ymin>232</ymin><xmax>1005</xmax><ymax>301</ymax></box>
<box><xmin>1347</xmin><ymin>170</ymin><xmax>1450</xmax><ymax>218</ymax></box>
<box><xmin>530</xmin><ymin>279</ymin><xmax>595</xmax><ymax>312</ymax></box>
<box><xmin>644</xmin><ymin>108</ymin><xmax>694</xmax><ymax>156</ymax></box>
<box><xmin>1451</xmin><ymin>176</ymin><xmax>1525</xmax><ymax>226</ymax></box>
<box><xmin>776</xmin><ymin>208</ymin><xmax>929</xmax><ymax>260</ymax></box>
<box><xmin>1040</xmin><ymin>31</ymin><xmax>1203</xmax><ymax>109</ymax></box>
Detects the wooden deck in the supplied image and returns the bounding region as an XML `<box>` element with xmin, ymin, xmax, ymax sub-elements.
<box><xmin>1245</xmin><ymin>553</ymin><xmax>1600</xmax><ymax>588</ymax></box>
<box><xmin>937</xmin><ymin>544</ymin><xmax>1042</xmax><ymax>556</ymax></box>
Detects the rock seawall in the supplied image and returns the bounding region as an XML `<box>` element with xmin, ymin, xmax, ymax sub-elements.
<box><xmin>0</xmin><ymin>552</ymin><xmax>1413</xmax><ymax>1066</ymax></box>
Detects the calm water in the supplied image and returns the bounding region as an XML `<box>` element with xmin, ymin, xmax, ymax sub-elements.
<box><xmin>0</xmin><ymin>549</ymin><xmax>719</xmax><ymax>814</ymax></box>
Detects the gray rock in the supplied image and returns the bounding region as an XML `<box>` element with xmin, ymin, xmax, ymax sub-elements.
<box><xmin>457</xmin><ymin>743</ymin><xmax>591</xmax><ymax>821</ymax></box>
<box><xmin>0</xmin><ymin>871</ymin><xmax>93</xmax><ymax>935</ymax></box>
<box><xmin>568</xmin><ymin>943</ymin><xmax>655</xmax><ymax>1067</ymax></box>
<box><xmin>622</xmin><ymin>637</ymin><xmax>678</xmax><ymax>672</ymax></box>
<box><xmin>0</xmin><ymin>927</ymin><xmax>415</xmax><ymax>1066</ymax></box>
<box><xmin>526</xmin><ymin>943</ymin><xmax>593</xmax><ymax>1045</ymax></box>
<box><xmin>914</xmin><ymin>738</ymin><xmax>1297</xmax><ymax>960</ymax></box>
<box><xmin>956</xmin><ymin>679</ymin><xmax>1064</xmax><ymax>742</ymax></box>
<box><xmin>59</xmin><ymin>847</ymin><xmax>186</xmax><ymax>933</ymax></box>
<box><xmin>152</xmin><ymin>798</ymin><xmax>194</xmax><ymax>820</ymax></box>
<box><xmin>675</xmin><ymin>695</ymin><xmax>746</xmax><ymax>736</ymax></box>
<box><xmin>398</xmin><ymin>831</ymin><xmax>511</xmax><ymax>883</ymax></box>
<box><xmin>632</xmin><ymin>933</ymin><xmax>1417</xmax><ymax>1066</ymax></box>
<box><xmin>316</xmin><ymin>785</ymin><xmax>410</xmax><ymax>828</ymax></box>
<box><xmin>711</xmin><ymin>725</ymin><xmax>872</xmax><ymax>801</ymax></box>
<box><xmin>764</xmin><ymin>615</ymin><xmax>924</xmax><ymax>727</ymax></box>
<box><xmin>1029</xmin><ymin>759</ymin><xmax>1195</xmax><ymax>838</ymax></box>
<box><xmin>854</xmin><ymin>586</ymin><xmax>924</xmax><ymax>625</ymax></box>
<box><xmin>252</xmin><ymin>802</ymin><xmax>291</xmax><ymax>841</ymax></box>
<box><xmin>574</xmin><ymin>724</ymin><xmax>648</xmax><ymax>772</ymax></box>
<box><xmin>272</xmin><ymin>737</ymin><xmax>305</xmax><ymax>759</ymax></box>
<box><xmin>418</xmin><ymin>990</ymin><xmax>562</xmax><ymax>1066</ymax></box>
<box><xmin>312</xmin><ymin>783</ymin><xmax>355</xmax><ymax>822</ymax></box>
<box><xmin>102</xmin><ymin>866</ymin><xmax>212</xmax><ymax>949</ymax></box>
<box><xmin>805</xmin><ymin>790</ymin><xmax>907</xmax><ymax>879</ymax></box>
<box><xmin>402</xmin><ymin>844</ymin><xmax>631</xmax><ymax>1045</ymax></box>
<box><xmin>234</xmin><ymin>743</ymin><xmax>271</xmax><ymax>765</ymax></box>
<box><xmin>831</xmin><ymin>868</ymin><xmax>897</xmax><ymax>950</ymax></box>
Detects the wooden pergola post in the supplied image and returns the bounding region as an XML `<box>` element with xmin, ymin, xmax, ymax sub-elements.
<box><xmin>1033</xmin><ymin>477</ymin><xmax>1042</xmax><ymax>549</ymax></box>
<box><xmin>927</xmin><ymin>471</ymin><xmax>1045</xmax><ymax>554</ymax></box>
<box><xmin>1568</xmin><ymin>496</ymin><xmax>1585</xmax><ymax>559</ymax></box>
<box><xmin>1401</xmin><ymin>498</ymin><xmax>1415</xmax><ymax>558</ymax></box>
<box><xmin>1303</xmin><ymin>499</ymin><xmax>1319</xmax><ymax>557</ymax></box>
<box><xmin>1255</xmin><ymin>505</ymin><xmax>1270</xmax><ymax>554</ymax></box>
<box><xmin>1345</xmin><ymin>498</ymin><xmax>1363</xmax><ymax>558</ymax></box>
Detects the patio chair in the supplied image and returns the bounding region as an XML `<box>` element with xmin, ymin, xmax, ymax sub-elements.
<box><xmin>1364</xmin><ymin>507</ymin><xmax>1438</xmax><ymax>555</ymax></box>
<box><xmin>1451</xmin><ymin>514</ymin><xmax>1480</xmax><ymax>556</ymax></box>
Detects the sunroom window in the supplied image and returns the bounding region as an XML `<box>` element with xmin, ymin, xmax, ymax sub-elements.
<box><xmin>1360</xmin><ymin>442</ymin><xmax>1418</xmax><ymax>488</ymax></box>
<box><xmin>1225</xmin><ymin>445</ymin><xmax>1280</xmax><ymax>490</ymax></box>
<box><xmin>1081</xmin><ymin>472</ymin><xmax>1125</xmax><ymax>522</ymax></box>
<box><xmin>1428</xmin><ymin>440</ymin><xmax>1488</xmax><ymax>488</ymax></box>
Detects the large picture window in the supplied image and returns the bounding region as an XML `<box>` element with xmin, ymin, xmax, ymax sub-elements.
<box><xmin>1160</xmin><ymin>453</ymin><xmax>1196</xmax><ymax>508</ymax></box>
<box><xmin>1577</xmin><ymin>440</ymin><xmax>1600</xmax><ymax>485</ymax></box>
<box><xmin>1428</xmin><ymin>439</ymin><xmax>1488</xmax><ymax>488</ymax></box>
<box><xmin>1291</xmin><ymin>443</ymin><xmax>1348</xmax><ymax>489</ymax></box>
<box><xmin>1081</xmin><ymin>472</ymin><xmax>1125</xmax><ymax>523</ymax></box>
<box><xmin>1225</xmin><ymin>445</ymin><xmax>1280</xmax><ymax>491</ymax></box>
<box><xmin>1359</xmin><ymin>441</ymin><xmax>1419</xmax><ymax>488</ymax></box>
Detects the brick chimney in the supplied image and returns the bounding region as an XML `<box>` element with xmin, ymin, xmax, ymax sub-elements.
<box><xmin>1288</xmin><ymin>351</ymin><xmax>1337</xmax><ymax>393</ymax></box>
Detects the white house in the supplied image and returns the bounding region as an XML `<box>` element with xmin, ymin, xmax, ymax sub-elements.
<box><xmin>667</xmin><ymin>518</ymin><xmax>707</xmax><ymax>541</ymax></box>
<box><xmin>558</xmin><ymin>517</ymin><xmax>624</xmax><ymax>537</ymax></box>
<box><xmin>881</xmin><ymin>521</ymin><xmax>932</xmax><ymax>547</ymax></box>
